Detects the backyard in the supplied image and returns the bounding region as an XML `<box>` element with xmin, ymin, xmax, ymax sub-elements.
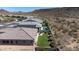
<box><xmin>37</xmin><ymin>32</ymin><xmax>50</xmax><ymax>48</ymax></box>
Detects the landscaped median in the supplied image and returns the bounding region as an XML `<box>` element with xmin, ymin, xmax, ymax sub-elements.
<box><xmin>37</xmin><ymin>33</ymin><xmax>50</xmax><ymax>48</ymax></box>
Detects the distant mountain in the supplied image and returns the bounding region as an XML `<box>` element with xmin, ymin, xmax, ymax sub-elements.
<box><xmin>0</xmin><ymin>9</ymin><xmax>31</xmax><ymax>16</ymax></box>
<box><xmin>32</xmin><ymin>7</ymin><xmax>79</xmax><ymax>18</ymax></box>
<box><xmin>0</xmin><ymin>9</ymin><xmax>11</xmax><ymax>15</ymax></box>
<box><xmin>0</xmin><ymin>9</ymin><xmax>9</xmax><ymax>13</ymax></box>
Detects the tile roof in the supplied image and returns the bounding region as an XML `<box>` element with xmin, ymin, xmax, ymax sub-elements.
<box><xmin>0</xmin><ymin>27</ymin><xmax>38</xmax><ymax>40</ymax></box>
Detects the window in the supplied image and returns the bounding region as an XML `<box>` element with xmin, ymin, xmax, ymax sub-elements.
<box><xmin>11</xmin><ymin>40</ymin><xmax>13</xmax><ymax>44</ymax></box>
<box><xmin>16</xmin><ymin>41</ymin><xmax>18</xmax><ymax>44</ymax></box>
<box><xmin>3</xmin><ymin>40</ymin><xmax>5</xmax><ymax>43</ymax></box>
<box><xmin>6</xmin><ymin>40</ymin><xmax>9</xmax><ymax>43</ymax></box>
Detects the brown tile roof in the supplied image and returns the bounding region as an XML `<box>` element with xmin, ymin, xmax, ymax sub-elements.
<box><xmin>0</xmin><ymin>27</ymin><xmax>38</xmax><ymax>40</ymax></box>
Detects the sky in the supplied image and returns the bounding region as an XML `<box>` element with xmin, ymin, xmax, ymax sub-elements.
<box><xmin>0</xmin><ymin>7</ymin><xmax>49</xmax><ymax>12</ymax></box>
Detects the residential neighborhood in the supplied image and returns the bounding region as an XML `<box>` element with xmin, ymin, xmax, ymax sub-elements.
<box><xmin>0</xmin><ymin>7</ymin><xmax>79</xmax><ymax>51</ymax></box>
<box><xmin>0</xmin><ymin>16</ymin><xmax>44</xmax><ymax>51</ymax></box>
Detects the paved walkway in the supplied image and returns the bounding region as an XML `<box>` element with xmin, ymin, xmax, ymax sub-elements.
<box><xmin>0</xmin><ymin>45</ymin><xmax>34</xmax><ymax>51</ymax></box>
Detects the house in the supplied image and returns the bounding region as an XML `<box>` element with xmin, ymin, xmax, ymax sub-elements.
<box><xmin>17</xmin><ymin>18</ymin><xmax>43</xmax><ymax>31</ymax></box>
<box><xmin>23</xmin><ymin>18</ymin><xmax>43</xmax><ymax>24</ymax></box>
<box><xmin>0</xmin><ymin>27</ymin><xmax>38</xmax><ymax>45</ymax></box>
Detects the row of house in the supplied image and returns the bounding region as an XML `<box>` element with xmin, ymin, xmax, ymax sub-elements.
<box><xmin>0</xmin><ymin>17</ymin><xmax>43</xmax><ymax>47</ymax></box>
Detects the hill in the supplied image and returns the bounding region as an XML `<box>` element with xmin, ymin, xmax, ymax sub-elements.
<box><xmin>32</xmin><ymin>7</ymin><xmax>79</xmax><ymax>51</ymax></box>
<box><xmin>32</xmin><ymin>7</ymin><xmax>79</xmax><ymax>18</ymax></box>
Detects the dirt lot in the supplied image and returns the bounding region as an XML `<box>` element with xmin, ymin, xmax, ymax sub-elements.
<box><xmin>0</xmin><ymin>45</ymin><xmax>34</xmax><ymax>51</ymax></box>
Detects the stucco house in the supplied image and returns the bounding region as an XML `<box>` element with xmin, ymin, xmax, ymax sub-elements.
<box><xmin>0</xmin><ymin>27</ymin><xmax>38</xmax><ymax>45</ymax></box>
